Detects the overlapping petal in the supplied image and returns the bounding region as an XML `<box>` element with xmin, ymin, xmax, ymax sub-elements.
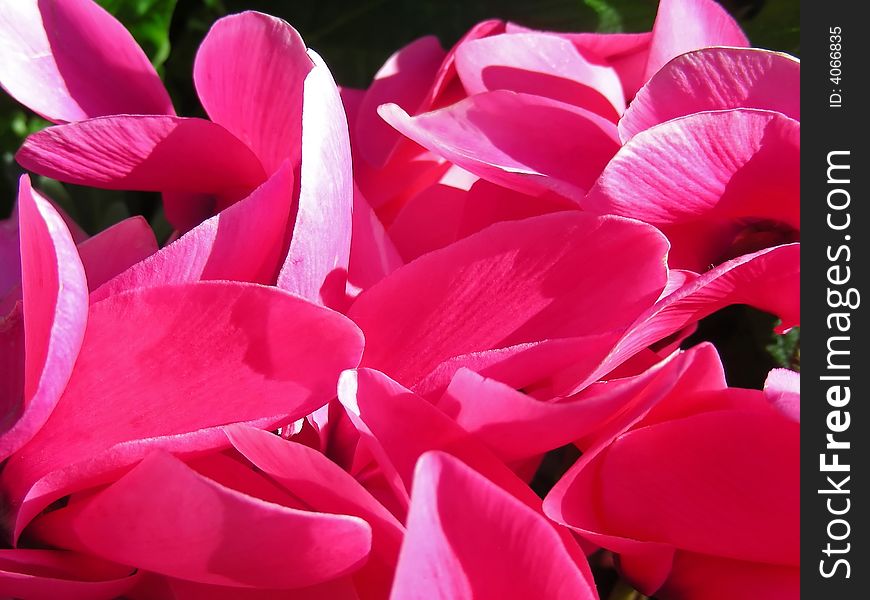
<box><xmin>0</xmin><ymin>176</ymin><xmax>87</xmax><ymax>460</ymax></box>
<box><xmin>1</xmin><ymin>281</ymin><xmax>364</xmax><ymax>537</ymax></box>
<box><xmin>391</xmin><ymin>452</ymin><xmax>597</xmax><ymax>600</ymax></box>
<box><xmin>0</xmin><ymin>0</ymin><xmax>173</xmax><ymax>122</ymax></box>
<box><xmin>379</xmin><ymin>91</ymin><xmax>619</xmax><ymax>202</ymax></box>
<box><xmin>31</xmin><ymin>451</ymin><xmax>371</xmax><ymax>589</ymax></box>
<box><xmin>193</xmin><ymin>11</ymin><xmax>313</xmax><ymax>174</ymax></box>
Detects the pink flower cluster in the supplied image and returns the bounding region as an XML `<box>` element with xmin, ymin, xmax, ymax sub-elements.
<box><xmin>0</xmin><ymin>0</ymin><xmax>798</xmax><ymax>598</ymax></box>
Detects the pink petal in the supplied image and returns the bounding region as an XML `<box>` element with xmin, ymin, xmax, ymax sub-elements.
<box><xmin>76</xmin><ymin>217</ymin><xmax>157</xmax><ymax>291</ymax></box>
<box><xmin>347</xmin><ymin>183</ymin><xmax>403</xmax><ymax>298</ymax></box>
<box><xmin>356</xmin><ymin>36</ymin><xmax>446</xmax><ymax>167</ymax></box>
<box><xmin>33</xmin><ymin>451</ymin><xmax>371</xmax><ymax>589</ymax></box>
<box><xmin>348</xmin><ymin>212</ymin><xmax>667</xmax><ymax>387</ymax></box>
<box><xmin>423</xmin><ymin>19</ymin><xmax>505</xmax><ymax>109</ymax></box>
<box><xmin>551</xmin><ymin>243</ymin><xmax>800</xmax><ymax>395</ymax></box>
<box><xmin>0</xmin><ymin>549</ymin><xmax>138</xmax><ymax>600</ymax></box>
<box><xmin>455</xmin><ymin>32</ymin><xmax>625</xmax><ymax>119</ymax></box>
<box><xmin>505</xmin><ymin>23</ymin><xmax>652</xmax><ymax>99</ymax></box>
<box><xmin>354</xmin><ymin>138</ymin><xmax>449</xmax><ymax>216</ymax></box>
<box><xmin>620</xmin><ymin>47</ymin><xmax>800</xmax><ymax>141</ymax></box>
<box><xmin>658</xmin><ymin>552</ymin><xmax>799</xmax><ymax>600</ymax></box>
<box><xmin>379</xmin><ymin>91</ymin><xmax>619</xmax><ymax>202</ymax></box>
<box><xmin>149</xmin><ymin>576</ymin><xmax>360</xmax><ymax>600</ymax></box>
<box><xmin>0</xmin><ymin>176</ymin><xmax>87</xmax><ymax>460</ymax></box>
<box><xmin>596</xmin><ymin>410</ymin><xmax>799</xmax><ymax>565</ymax></box>
<box><xmin>1</xmin><ymin>207</ymin><xmax>21</xmax><ymax>301</ymax></box>
<box><xmin>437</xmin><ymin>343</ymin><xmax>713</xmax><ymax>462</ymax></box>
<box><xmin>645</xmin><ymin>0</ymin><xmax>749</xmax><ymax>80</ymax></box>
<box><xmin>0</xmin><ymin>0</ymin><xmax>173</xmax><ymax>123</ymax></box>
<box><xmin>16</xmin><ymin>115</ymin><xmax>266</xmax><ymax>195</ymax></box>
<box><xmin>390</xmin><ymin>452</ymin><xmax>597</xmax><ymax>600</ymax></box>
<box><xmin>91</xmin><ymin>164</ymin><xmax>294</xmax><ymax>302</ymax></box>
<box><xmin>586</xmin><ymin>109</ymin><xmax>799</xmax><ymax>230</ymax></box>
<box><xmin>388</xmin><ymin>178</ymin><xmax>571</xmax><ymax>261</ymax></box>
<box><xmin>1</xmin><ymin>281</ymin><xmax>364</xmax><ymax>538</ymax></box>
<box><xmin>763</xmin><ymin>368</ymin><xmax>800</xmax><ymax>422</ymax></box>
<box><xmin>277</xmin><ymin>52</ymin><xmax>352</xmax><ymax>309</ymax></box>
<box><xmin>194</xmin><ymin>11</ymin><xmax>313</xmax><ymax>174</ymax></box>
<box><xmin>226</xmin><ymin>425</ymin><xmax>404</xmax><ymax>598</ymax></box>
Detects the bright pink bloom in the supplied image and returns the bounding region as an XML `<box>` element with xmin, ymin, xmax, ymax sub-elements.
<box><xmin>583</xmin><ymin>47</ymin><xmax>800</xmax><ymax>270</ymax></box>
<box><xmin>544</xmin><ymin>346</ymin><xmax>800</xmax><ymax>600</ymax></box>
<box><xmin>392</xmin><ymin>451</ymin><xmax>597</xmax><ymax>599</ymax></box>
<box><xmin>5</xmin><ymin>5</ymin><xmax>354</xmax><ymax>284</ymax></box>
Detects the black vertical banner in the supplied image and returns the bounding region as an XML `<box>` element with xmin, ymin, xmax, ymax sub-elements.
<box><xmin>802</xmin><ymin>0</ymin><xmax>868</xmax><ymax>596</ymax></box>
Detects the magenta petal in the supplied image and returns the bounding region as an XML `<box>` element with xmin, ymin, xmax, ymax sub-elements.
<box><xmin>0</xmin><ymin>177</ymin><xmax>87</xmax><ymax>460</ymax></box>
<box><xmin>391</xmin><ymin>452</ymin><xmax>597</xmax><ymax>600</ymax></box>
<box><xmin>347</xmin><ymin>183</ymin><xmax>403</xmax><ymax>298</ymax></box>
<box><xmin>455</xmin><ymin>32</ymin><xmax>625</xmax><ymax>119</ymax></box>
<box><xmin>0</xmin><ymin>0</ymin><xmax>173</xmax><ymax>123</ymax></box>
<box><xmin>586</xmin><ymin>109</ymin><xmax>800</xmax><ymax>229</ymax></box>
<box><xmin>150</xmin><ymin>576</ymin><xmax>360</xmax><ymax>600</ymax></box>
<box><xmin>226</xmin><ymin>425</ymin><xmax>404</xmax><ymax>598</ymax></box>
<box><xmin>621</xmin><ymin>47</ymin><xmax>800</xmax><ymax>141</ymax></box>
<box><xmin>597</xmin><ymin>410</ymin><xmax>799</xmax><ymax>565</ymax></box>
<box><xmin>357</xmin><ymin>36</ymin><xmax>446</xmax><ymax>167</ymax></box>
<box><xmin>1</xmin><ymin>281</ymin><xmax>364</xmax><ymax>537</ymax></box>
<box><xmin>33</xmin><ymin>451</ymin><xmax>371</xmax><ymax>589</ymax></box>
<box><xmin>379</xmin><ymin>92</ymin><xmax>619</xmax><ymax>202</ymax></box>
<box><xmin>763</xmin><ymin>368</ymin><xmax>800</xmax><ymax>422</ymax></box>
<box><xmin>0</xmin><ymin>549</ymin><xmax>138</xmax><ymax>600</ymax></box>
<box><xmin>438</xmin><ymin>344</ymin><xmax>712</xmax><ymax>462</ymax></box>
<box><xmin>91</xmin><ymin>164</ymin><xmax>294</xmax><ymax>302</ymax></box>
<box><xmin>348</xmin><ymin>212</ymin><xmax>667</xmax><ymax>387</ymax></box>
<box><xmin>1</xmin><ymin>206</ymin><xmax>21</xmax><ymax>302</ymax></box>
<box><xmin>194</xmin><ymin>11</ymin><xmax>313</xmax><ymax>174</ymax></box>
<box><xmin>277</xmin><ymin>52</ymin><xmax>352</xmax><ymax>309</ymax></box>
<box><xmin>388</xmin><ymin>176</ymin><xmax>573</xmax><ymax>262</ymax></box>
<box><xmin>659</xmin><ymin>552</ymin><xmax>799</xmax><ymax>600</ymax></box>
<box><xmin>76</xmin><ymin>217</ymin><xmax>157</xmax><ymax>292</ymax></box>
<box><xmin>17</xmin><ymin>115</ymin><xmax>266</xmax><ymax>194</ymax></box>
<box><xmin>504</xmin><ymin>23</ymin><xmax>652</xmax><ymax>99</ymax></box>
<box><xmin>645</xmin><ymin>0</ymin><xmax>749</xmax><ymax>80</ymax></box>
<box><xmin>552</xmin><ymin>244</ymin><xmax>800</xmax><ymax>395</ymax></box>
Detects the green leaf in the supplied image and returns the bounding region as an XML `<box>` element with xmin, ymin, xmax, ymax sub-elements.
<box><xmin>583</xmin><ymin>0</ymin><xmax>624</xmax><ymax>33</ymax></box>
<box><xmin>96</xmin><ymin>0</ymin><xmax>178</xmax><ymax>70</ymax></box>
<box><xmin>767</xmin><ymin>325</ymin><xmax>801</xmax><ymax>371</ymax></box>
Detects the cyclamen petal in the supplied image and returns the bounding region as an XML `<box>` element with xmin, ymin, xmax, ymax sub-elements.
<box><xmin>1</xmin><ymin>281</ymin><xmax>364</xmax><ymax>538</ymax></box>
<box><xmin>226</xmin><ymin>425</ymin><xmax>404</xmax><ymax>598</ymax></box>
<box><xmin>391</xmin><ymin>452</ymin><xmax>597</xmax><ymax>600</ymax></box>
<box><xmin>437</xmin><ymin>343</ymin><xmax>716</xmax><ymax>463</ymax></box>
<box><xmin>0</xmin><ymin>0</ymin><xmax>173</xmax><ymax>123</ymax></box>
<box><xmin>0</xmin><ymin>176</ymin><xmax>87</xmax><ymax>461</ymax></box>
<box><xmin>379</xmin><ymin>91</ymin><xmax>620</xmax><ymax>202</ymax></box>
<box><xmin>16</xmin><ymin>115</ymin><xmax>267</xmax><ymax>194</ymax></box>
<box><xmin>0</xmin><ymin>549</ymin><xmax>138</xmax><ymax>600</ymax></box>
<box><xmin>76</xmin><ymin>217</ymin><xmax>158</xmax><ymax>292</ymax></box>
<box><xmin>620</xmin><ymin>47</ymin><xmax>800</xmax><ymax>142</ymax></box>
<box><xmin>31</xmin><ymin>451</ymin><xmax>372</xmax><ymax>589</ymax></box>
<box><xmin>763</xmin><ymin>368</ymin><xmax>800</xmax><ymax>422</ymax></box>
<box><xmin>348</xmin><ymin>212</ymin><xmax>668</xmax><ymax>387</ymax></box>
<box><xmin>278</xmin><ymin>51</ymin><xmax>353</xmax><ymax>309</ymax></box>
<box><xmin>91</xmin><ymin>164</ymin><xmax>294</xmax><ymax>302</ymax></box>
<box><xmin>585</xmin><ymin>109</ymin><xmax>800</xmax><ymax>230</ymax></box>
<box><xmin>357</xmin><ymin>36</ymin><xmax>446</xmax><ymax>167</ymax></box>
<box><xmin>455</xmin><ymin>32</ymin><xmax>625</xmax><ymax>119</ymax></box>
<box><xmin>194</xmin><ymin>11</ymin><xmax>313</xmax><ymax>174</ymax></box>
<box><xmin>645</xmin><ymin>0</ymin><xmax>749</xmax><ymax>80</ymax></box>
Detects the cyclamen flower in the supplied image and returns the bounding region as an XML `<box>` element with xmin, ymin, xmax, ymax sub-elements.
<box><xmin>0</xmin><ymin>0</ymin><xmax>800</xmax><ymax>598</ymax></box>
<box><xmin>545</xmin><ymin>346</ymin><xmax>800</xmax><ymax>600</ymax></box>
